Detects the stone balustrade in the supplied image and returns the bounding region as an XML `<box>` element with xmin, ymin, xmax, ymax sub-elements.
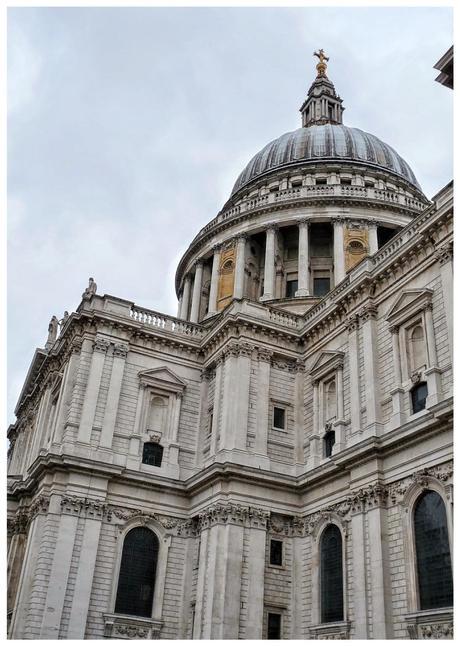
<box><xmin>129</xmin><ymin>306</ymin><xmax>204</xmax><ymax>338</ymax></box>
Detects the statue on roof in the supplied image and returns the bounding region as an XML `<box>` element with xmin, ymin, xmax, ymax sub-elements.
<box><xmin>82</xmin><ymin>277</ymin><xmax>97</xmax><ymax>300</ymax></box>
<box><xmin>46</xmin><ymin>315</ymin><xmax>59</xmax><ymax>349</ymax></box>
<box><xmin>314</xmin><ymin>48</ymin><xmax>329</xmax><ymax>76</ymax></box>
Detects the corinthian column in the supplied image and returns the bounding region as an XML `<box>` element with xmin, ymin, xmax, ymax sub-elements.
<box><xmin>234</xmin><ymin>235</ymin><xmax>247</xmax><ymax>299</ymax></box>
<box><xmin>190</xmin><ymin>261</ymin><xmax>203</xmax><ymax>323</ymax></box>
<box><xmin>207</xmin><ymin>245</ymin><xmax>221</xmax><ymax>316</ymax></box>
<box><xmin>368</xmin><ymin>222</ymin><xmax>378</xmax><ymax>255</ymax></box>
<box><xmin>296</xmin><ymin>219</ymin><xmax>310</xmax><ymax>297</ymax></box>
<box><xmin>260</xmin><ymin>225</ymin><xmax>277</xmax><ymax>301</ymax></box>
<box><xmin>179</xmin><ymin>274</ymin><xmax>192</xmax><ymax>320</ymax></box>
<box><xmin>333</xmin><ymin>217</ymin><xmax>346</xmax><ymax>285</ymax></box>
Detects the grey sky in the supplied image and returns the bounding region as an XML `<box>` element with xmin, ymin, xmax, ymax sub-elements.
<box><xmin>7</xmin><ymin>6</ymin><xmax>453</xmax><ymax>421</ymax></box>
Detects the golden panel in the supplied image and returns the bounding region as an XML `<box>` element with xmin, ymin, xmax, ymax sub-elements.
<box><xmin>217</xmin><ymin>247</ymin><xmax>236</xmax><ymax>311</ymax></box>
<box><xmin>344</xmin><ymin>227</ymin><xmax>369</xmax><ymax>272</ymax></box>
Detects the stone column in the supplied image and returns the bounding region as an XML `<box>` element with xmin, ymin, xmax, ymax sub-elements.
<box><xmin>210</xmin><ymin>358</ymin><xmax>223</xmax><ymax>457</ymax></box>
<box><xmin>360</xmin><ymin>304</ymin><xmax>382</xmax><ymax>435</ymax></box>
<box><xmin>77</xmin><ymin>337</ymin><xmax>110</xmax><ymax>444</ymax></box>
<box><xmin>368</xmin><ymin>222</ymin><xmax>378</xmax><ymax>255</ymax></box>
<box><xmin>296</xmin><ymin>219</ymin><xmax>310</xmax><ymax>297</ymax></box>
<box><xmin>53</xmin><ymin>340</ymin><xmax>82</xmax><ymax>444</ymax></box>
<box><xmin>254</xmin><ymin>349</ymin><xmax>272</xmax><ymax>467</ymax></box>
<box><xmin>308</xmin><ymin>380</ymin><xmax>321</xmax><ymax>468</ymax></box>
<box><xmin>220</xmin><ymin>343</ymin><xmax>252</xmax><ymax>453</ymax></box>
<box><xmin>100</xmin><ymin>343</ymin><xmax>129</xmax><ymax>448</ymax></box>
<box><xmin>66</xmin><ymin>514</ymin><xmax>103</xmax><ymax>638</ymax></box>
<box><xmin>367</xmin><ymin>493</ymin><xmax>393</xmax><ymax>638</ymax></box>
<box><xmin>180</xmin><ymin>274</ymin><xmax>192</xmax><ymax>320</ymax></box>
<box><xmin>346</xmin><ymin>315</ymin><xmax>361</xmax><ymax>436</ymax></box>
<box><xmin>233</xmin><ymin>235</ymin><xmax>246</xmax><ymax>299</ymax></box>
<box><xmin>436</xmin><ymin>244</ymin><xmax>453</xmax><ymax>356</ymax></box>
<box><xmin>176</xmin><ymin>294</ymin><xmax>183</xmax><ymax>318</ymax></box>
<box><xmin>424</xmin><ymin>303</ymin><xmax>442</xmax><ymax>408</ymax></box>
<box><xmin>333</xmin><ymin>217</ymin><xmax>346</xmax><ymax>285</ymax></box>
<box><xmin>190</xmin><ymin>261</ymin><xmax>204</xmax><ymax>323</ymax></box>
<box><xmin>389</xmin><ymin>326</ymin><xmax>405</xmax><ymax>430</ymax></box>
<box><xmin>351</xmin><ymin>503</ymin><xmax>369</xmax><ymax>639</ymax></box>
<box><xmin>207</xmin><ymin>245</ymin><xmax>221</xmax><ymax>316</ymax></box>
<box><xmin>294</xmin><ymin>360</ymin><xmax>305</xmax><ymax>465</ymax></box>
<box><xmin>260</xmin><ymin>226</ymin><xmax>277</xmax><ymax>301</ymax></box>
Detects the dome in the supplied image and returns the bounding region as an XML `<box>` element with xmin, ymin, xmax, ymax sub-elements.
<box><xmin>231</xmin><ymin>124</ymin><xmax>421</xmax><ymax>196</ymax></box>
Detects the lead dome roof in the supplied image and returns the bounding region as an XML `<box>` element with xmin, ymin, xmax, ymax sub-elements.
<box><xmin>231</xmin><ymin>124</ymin><xmax>421</xmax><ymax>197</ymax></box>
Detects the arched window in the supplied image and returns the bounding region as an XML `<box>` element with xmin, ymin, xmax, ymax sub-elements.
<box><xmin>414</xmin><ymin>491</ymin><xmax>453</xmax><ymax>610</ymax></box>
<box><xmin>142</xmin><ymin>442</ymin><xmax>164</xmax><ymax>467</ymax></box>
<box><xmin>115</xmin><ymin>527</ymin><xmax>159</xmax><ymax>617</ymax></box>
<box><xmin>320</xmin><ymin>525</ymin><xmax>344</xmax><ymax>623</ymax></box>
<box><xmin>411</xmin><ymin>381</ymin><xmax>428</xmax><ymax>414</ymax></box>
<box><xmin>409</xmin><ymin>325</ymin><xmax>426</xmax><ymax>373</ymax></box>
<box><xmin>325</xmin><ymin>379</ymin><xmax>337</xmax><ymax>421</ymax></box>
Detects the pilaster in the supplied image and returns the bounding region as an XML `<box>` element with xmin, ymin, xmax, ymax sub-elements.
<box><xmin>100</xmin><ymin>343</ymin><xmax>129</xmax><ymax>448</ymax></box>
<box><xmin>296</xmin><ymin>219</ymin><xmax>310</xmax><ymax>297</ymax></box>
<box><xmin>77</xmin><ymin>336</ymin><xmax>110</xmax><ymax>444</ymax></box>
<box><xmin>359</xmin><ymin>304</ymin><xmax>382</xmax><ymax>436</ymax></box>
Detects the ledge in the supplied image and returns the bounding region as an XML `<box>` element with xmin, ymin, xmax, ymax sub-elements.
<box><xmin>103</xmin><ymin>613</ymin><xmax>162</xmax><ymax>639</ymax></box>
<box><xmin>405</xmin><ymin>608</ymin><xmax>453</xmax><ymax>640</ymax></box>
<box><xmin>309</xmin><ymin>620</ymin><xmax>350</xmax><ymax>639</ymax></box>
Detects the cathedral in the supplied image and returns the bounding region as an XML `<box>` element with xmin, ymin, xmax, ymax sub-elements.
<box><xmin>7</xmin><ymin>49</ymin><xmax>453</xmax><ymax>640</ymax></box>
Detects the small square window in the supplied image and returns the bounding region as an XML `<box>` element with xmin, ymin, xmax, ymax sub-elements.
<box><xmin>142</xmin><ymin>442</ymin><xmax>163</xmax><ymax>467</ymax></box>
<box><xmin>270</xmin><ymin>539</ymin><xmax>283</xmax><ymax>566</ymax></box>
<box><xmin>315</xmin><ymin>178</ymin><xmax>327</xmax><ymax>185</ymax></box>
<box><xmin>273</xmin><ymin>407</ymin><xmax>285</xmax><ymax>430</ymax></box>
<box><xmin>286</xmin><ymin>279</ymin><xmax>298</xmax><ymax>298</ymax></box>
<box><xmin>411</xmin><ymin>382</ymin><xmax>428</xmax><ymax>414</ymax></box>
<box><xmin>314</xmin><ymin>277</ymin><xmax>330</xmax><ymax>296</ymax></box>
<box><xmin>267</xmin><ymin>613</ymin><xmax>281</xmax><ymax>639</ymax></box>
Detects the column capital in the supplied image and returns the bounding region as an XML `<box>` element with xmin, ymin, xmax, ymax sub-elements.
<box><xmin>194</xmin><ymin>259</ymin><xmax>204</xmax><ymax>270</ymax></box>
<box><xmin>297</xmin><ymin>217</ymin><xmax>310</xmax><ymax>228</ymax></box>
<box><xmin>331</xmin><ymin>215</ymin><xmax>345</xmax><ymax>225</ymax></box>
<box><xmin>345</xmin><ymin>314</ymin><xmax>359</xmax><ymax>332</ymax></box>
<box><xmin>212</xmin><ymin>243</ymin><xmax>223</xmax><ymax>253</ymax></box>
<box><xmin>113</xmin><ymin>343</ymin><xmax>129</xmax><ymax>359</ymax></box>
<box><xmin>435</xmin><ymin>243</ymin><xmax>453</xmax><ymax>265</ymax></box>
<box><xmin>93</xmin><ymin>337</ymin><xmax>110</xmax><ymax>354</ymax></box>
<box><xmin>367</xmin><ymin>220</ymin><xmax>378</xmax><ymax>230</ymax></box>
<box><xmin>265</xmin><ymin>223</ymin><xmax>278</xmax><ymax>233</ymax></box>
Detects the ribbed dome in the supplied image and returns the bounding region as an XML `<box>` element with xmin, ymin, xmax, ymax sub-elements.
<box><xmin>231</xmin><ymin>124</ymin><xmax>421</xmax><ymax>196</ymax></box>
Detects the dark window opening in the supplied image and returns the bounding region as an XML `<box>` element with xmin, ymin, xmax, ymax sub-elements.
<box><xmin>273</xmin><ymin>407</ymin><xmax>286</xmax><ymax>430</ymax></box>
<box><xmin>314</xmin><ymin>277</ymin><xmax>330</xmax><ymax>297</ymax></box>
<box><xmin>377</xmin><ymin>226</ymin><xmax>397</xmax><ymax>249</ymax></box>
<box><xmin>411</xmin><ymin>382</ymin><xmax>428</xmax><ymax>414</ymax></box>
<box><xmin>115</xmin><ymin>527</ymin><xmax>159</xmax><ymax>617</ymax></box>
<box><xmin>414</xmin><ymin>490</ymin><xmax>453</xmax><ymax>610</ymax></box>
<box><xmin>324</xmin><ymin>431</ymin><xmax>336</xmax><ymax>458</ymax></box>
<box><xmin>328</xmin><ymin>105</ymin><xmax>334</xmax><ymax>120</ymax></box>
<box><xmin>320</xmin><ymin>525</ymin><xmax>344</xmax><ymax>623</ymax></box>
<box><xmin>340</xmin><ymin>178</ymin><xmax>352</xmax><ymax>185</ymax></box>
<box><xmin>267</xmin><ymin>613</ymin><xmax>281</xmax><ymax>639</ymax></box>
<box><xmin>310</xmin><ymin>223</ymin><xmax>333</xmax><ymax>257</ymax></box>
<box><xmin>270</xmin><ymin>539</ymin><xmax>283</xmax><ymax>566</ymax></box>
<box><xmin>365</xmin><ymin>180</ymin><xmax>375</xmax><ymax>188</ymax></box>
<box><xmin>315</xmin><ymin>178</ymin><xmax>327</xmax><ymax>186</ymax></box>
<box><xmin>142</xmin><ymin>442</ymin><xmax>164</xmax><ymax>467</ymax></box>
<box><xmin>286</xmin><ymin>280</ymin><xmax>298</xmax><ymax>298</ymax></box>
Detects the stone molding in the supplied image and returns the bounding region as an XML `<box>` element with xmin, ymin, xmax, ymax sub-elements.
<box><xmin>93</xmin><ymin>337</ymin><xmax>111</xmax><ymax>354</ymax></box>
<box><xmin>345</xmin><ymin>314</ymin><xmax>359</xmax><ymax>332</ymax></box>
<box><xmin>309</xmin><ymin>621</ymin><xmax>351</xmax><ymax>640</ymax></box>
<box><xmin>257</xmin><ymin>347</ymin><xmax>274</xmax><ymax>363</ymax></box>
<box><xmin>434</xmin><ymin>242</ymin><xmax>453</xmax><ymax>265</ymax></box>
<box><xmin>406</xmin><ymin>610</ymin><xmax>453</xmax><ymax>640</ymax></box>
<box><xmin>113</xmin><ymin>343</ymin><xmax>129</xmax><ymax>358</ymax></box>
<box><xmin>7</xmin><ymin>495</ymin><xmax>50</xmax><ymax>536</ymax></box>
<box><xmin>103</xmin><ymin>614</ymin><xmax>162</xmax><ymax>640</ymax></box>
<box><xmin>358</xmin><ymin>303</ymin><xmax>378</xmax><ymax>322</ymax></box>
<box><xmin>197</xmin><ymin>502</ymin><xmax>270</xmax><ymax>531</ymax></box>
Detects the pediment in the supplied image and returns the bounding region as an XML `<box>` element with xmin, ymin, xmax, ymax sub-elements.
<box><xmin>310</xmin><ymin>351</ymin><xmax>344</xmax><ymax>380</ymax></box>
<box><xmin>138</xmin><ymin>367</ymin><xmax>186</xmax><ymax>393</ymax></box>
<box><xmin>386</xmin><ymin>289</ymin><xmax>433</xmax><ymax>326</ymax></box>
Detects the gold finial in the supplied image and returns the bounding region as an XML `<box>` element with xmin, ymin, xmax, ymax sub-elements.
<box><xmin>314</xmin><ymin>48</ymin><xmax>329</xmax><ymax>76</ymax></box>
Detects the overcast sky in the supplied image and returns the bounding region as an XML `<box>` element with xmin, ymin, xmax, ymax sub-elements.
<box><xmin>7</xmin><ymin>6</ymin><xmax>453</xmax><ymax>421</ymax></box>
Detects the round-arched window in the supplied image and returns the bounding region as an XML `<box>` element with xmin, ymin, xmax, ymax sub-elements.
<box><xmin>320</xmin><ymin>524</ymin><xmax>344</xmax><ymax>623</ymax></box>
<box><xmin>414</xmin><ymin>490</ymin><xmax>453</xmax><ymax>610</ymax></box>
<box><xmin>115</xmin><ymin>527</ymin><xmax>159</xmax><ymax>617</ymax></box>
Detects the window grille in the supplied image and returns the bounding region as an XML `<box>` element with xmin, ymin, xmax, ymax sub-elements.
<box><xmin>142</xmin><ymin>442</ymin><xmax>164</xmax><ymax>467</ymax></box>
<box><xmin>270</xmin><ymin>539</ymin><xmax>283</xmax><ymax>566</ymax></box>
<box><xmin>320</xmin><ymin>525</ymin><xmax>344</xmax><ymax>623</ymax></box>
<box><xmin>115</xmin><ymin>527</ymin><xmax>159</xmax><ymax>617</ymax></box>
<box><xmin>414</xmin><ymin>491</ymin><xmax>453</xmax><ymax>610</ymax></box>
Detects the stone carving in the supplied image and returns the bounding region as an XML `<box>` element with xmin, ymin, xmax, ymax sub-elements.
<box><xmin>82</xmin><ymin>276</ymin><xmax>97</xmax><ymax>300</ymax></box>
<box><xmin>434</xmin><ymin>243</ymin><xmax>453</xmax><ymax>265</ymax></box>
<box><xmin>345</xmin><ymin>314</ymin><xmax>359</xmax><ymax>332</ymax></box>
<box><xmin>8</xmin><ymin>495</ymin><xmax>50</xmax><ymax>535</ymax></box>
<box><xmin>60</xmin><ymin>311</ymin><xmax>69</xmax><ymax>326</ymax></box>
<box><xmin>46</xmin><ymin>315</ymin><xmax>59</xmax><ymax>348</ymax></box>
<box><xmin>60</xmin><ymin>496</ymin><xmax>107</xmax><ymax>519</ymax></box>
<box><xmin>113</xmin><ymin>343</ymin><xmax>129</xmax><ymax>358</ymax></box>
<box><xmin>359</xmin><ymin>303</ymin><xmax>378</xmax><ymax>321</ymax></box>
<box><xmin>93</xmin><ymin>337</ymin><xmax>110</xmax><ymax>354</ymax></box>
<box><xmin>198</xmin><ymin>502</ymin><xmax>270</xmax><ymax>531</ymax></box>
<box><xmin>148</xmin><ymin>432</ymin><xmax>162</xmax><ymax>444</ymax></box>
<box><xmin>258</xmin><ymin>348</ymin><xmax>274</xmax><ymax>363</ymax></box>
<box><xmin>407</xmin><ymin>621</ymin><xmax>453</xmax><ymax>640</ymax></box>
<box><xmin>115</xmin><ymin>624</ymin><xmax>148</xmax><ymax>639</ymax></box>
<box><xmin>104</xmin><ymin>615</ymin><xmax>162</xmax><ymax>640</ymax></box>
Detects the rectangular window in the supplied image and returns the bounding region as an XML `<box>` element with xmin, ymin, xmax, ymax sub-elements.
<box><xmin>340</xmin><ymin>178</ymin><xmax>352</xmax><ymax>185</ymax></box>
<box><xmin>270</xmin><ymin>539</ymin><xmax>283</xmax><ymax>566</ymax></box>
<box><xmin>314</xmin><ymin>277</ymin><xmax>330</xmax><ymax>296</ymax></box>
<box><xmin>207</xmin><ymin>412</ymin><xmax>213</xmax><ymax>437</ymax></box>
<box><xmin>267</xmin><ymin>613</ymin><xmax>281</xmax><ymax>639</ymax></box>
<box><xmin>273</xmin><ymin>406</ymin><xmax>286</xmax><ymax>430</ymax></box>
<box><xmin>315</xmin><ymin>177</ymin><xmax>327</xmax><ymax>185</ymax></box>
<box><xmin>285</xmin><ymin>279</ymin><xmax>298</xmax><ymax>298</ymax></box>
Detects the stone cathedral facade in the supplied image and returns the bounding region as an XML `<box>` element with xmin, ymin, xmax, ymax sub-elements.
<box><xmin>7</xmin><ymin>51</ymin><xmax>453</xmax><ymax>640</ymax></box>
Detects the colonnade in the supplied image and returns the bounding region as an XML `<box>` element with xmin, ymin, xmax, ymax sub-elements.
<box><xmin>178</xmin><ymin>219</ymin><xmax>380</xmax><ymax>322</ymax></box>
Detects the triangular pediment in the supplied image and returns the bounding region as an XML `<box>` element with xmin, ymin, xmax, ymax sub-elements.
<box><xmin>310</xmin><ymin>351</ymin><xmax>344</xmax><ymax>379</ymax></box>
<box><xmin>386</xmin><ymin>289</ymin><xmax>433</xmax><ymax>325</ymax></box>
<box><xmin>138</xmin><ymin>367</ymin><xmax>186</xmax><ymax>392</ymax></box>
